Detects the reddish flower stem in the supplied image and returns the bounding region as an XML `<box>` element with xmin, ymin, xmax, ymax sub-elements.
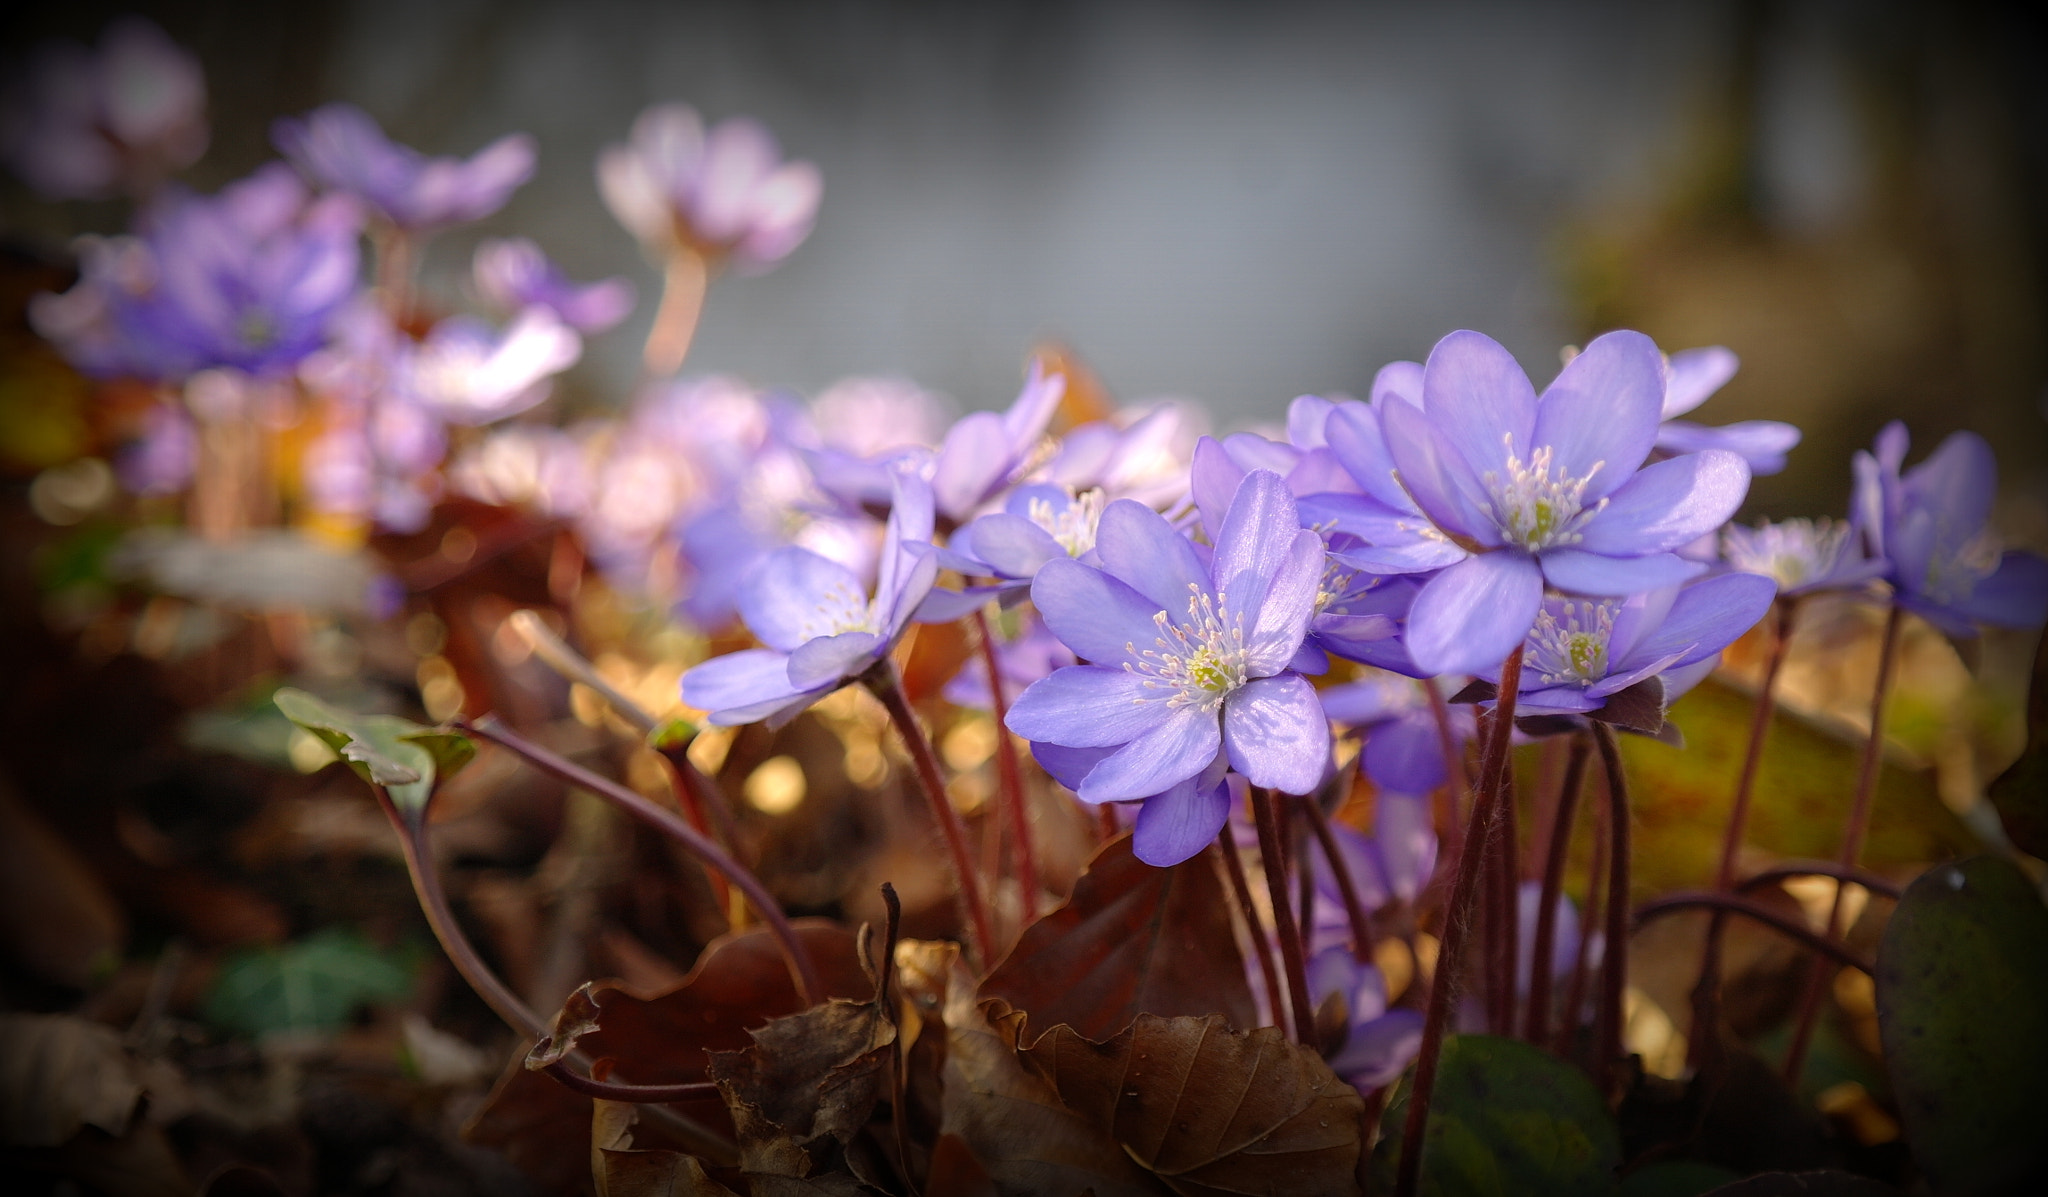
<box><xmin>1217</xmin><ymin>831</ymin><xmax>1288</xmax><ymax>1032</ymax></box>
<box><xmin>1425</xmin><ymin>682</ymin><xmax>1472</xmax><ymax>865</ymax></box>
<box><xmin>973</xmin><ymin>610</ymin><xmax>1039</xmax><ymax>925</ymax></box>
<box><xmin>1300</xmin><ymin>795</ymin><xmax>1376</xmax><ymax>960</ymax></box>
<box><xmin>1525</xmin><ymin>732</ymin><xmax>1590</xmax><ymax>1043</ymax></box>
<box><xmin>1488</xmin><ymin>767</ymin><xmax>1520</xmax><ymax>1036</ymax></box>
<box><xmin>1252</xmin><ymin>786</ymin><xmax>1318</xmax><ymax>1044</ymax></box>
<box><xmin>865</xmin><ymin>663</ymin><xmax>998</xmax><ymax>967</ymax></box>
<box><xmin>1783</xmin><ymin>601</ymin><xmax>1903</xmax><ymax>1085</ymax></box>
<box><xmin>1589</xmin><ymin>723</ymin><xmax>1632</xmax><ymax>1099</ymax></box>
<box><xmin>643</xmin><ymin>245</ymin><xmax>707</xmax><ymax>378</ymax></box>
<box><xmin>1395</xmin><ymin>645</ymin><xmax>1524</xmax><ymax>1197</ymax></box>
<box><xmin>1557</xmin><ymin>786</ymin><xmax>1607</xmax><ymax>1060</ymax></box>
<box><xmin>1634</xmin><ymin>893</ymin><xmax>1874</xmax><ymax>975</ymax></box>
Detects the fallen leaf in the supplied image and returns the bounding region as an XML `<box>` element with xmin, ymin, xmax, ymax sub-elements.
<box><xmin>706</xmin><ymin>996</ymin><xmax>896</xmax><ymax>1188</ymax></box>
<box><xmin>0</xmin><ymin>1014</ymin><xmax>143</xmax><ymax>1147</ymax></box>
<box><xmin>980</xmin><ymin>834</ymin><xmax>1255</xmax><ymax>1039</ymax></box>
<box><xmin>202</xmin><ymin>927</ymin><xmax>414</xmax><ymax>1038</ymax></box>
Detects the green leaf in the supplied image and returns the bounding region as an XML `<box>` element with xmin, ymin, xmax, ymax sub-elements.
<box><xmin>1875</xmin><ymin>854</ymin><xmax>2048</xmax><ymax>1194</ymax></box>
<box><xmin>1372</xmin><ymin>1034</ymin><xmax>1621</xmax><ymax>1196</ymax></box>
<box><xmin>203</xmin><ymin>928</ymin><xmax>414</xmax><ymax>1038</ymax></box>
<box><xmin>1619</xmin><ymin>1162</ymin><xmax>1740</xmax><ymax>1197</ymax></box>
<box><xmin>272</xmin><ymin>687</ymin><xmax>472</xmax><ymax>815</ymax></box>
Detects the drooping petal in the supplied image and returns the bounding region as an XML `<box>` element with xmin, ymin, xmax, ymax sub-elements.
<box><xmin>737</xmin><ymin>548</ymin><xmax>868</xmax><ymax>652</ymax></box>
<box><xmin>1095</xmin><ymin>498</ymin><xmax>1214</xmax><ymax>613</ymax></box>
<box><xmin>1660</xmin><ymin>346</ymin><xmax>1739</xmax><ymax>418</ymax></box>
<box><xmin>1079</xmin><ymin>707</ymin><xmax>1222</xmax><ymax>802</ymax></box>
<box><xmin>1132</xmin><ymin>767</ymin><xmax>1232</xmax><ymax>866</ymax></box>
<box><xmin>914</xmin><ymin>584</ymin><xmax>1003</xmax><ymax>624</ymax></box>
<box><xmin>1213</xmin><ymin>470</ymin><xmax>1305</xmax><ymax>623</ymax></box>
<box><xmin>1362</xmin><ymin>712</ymin><xmax>1448</xmax><ymax>793</ymax></box>
<box><xmin>1329</xmin><ymin>1010</ymin><xmax>1425</xmax><ymax>1091</ymax></box>
<box><xmin>1611</xmin><ymin>571</ymin><xmax>1777</xmax><ymax>674</ymax></box>
<box><xmin>1243</xmin><ymin>529</ymin><xmax>1326</xmax><ymax>675</ymax></box>
<box><xmin>1404</xmin><ymin>550</ymin><xmax>1544</xmax><ymax>677</ymax></box>
<box><xmin>1005</xmin><ymin>665</ymin><xmax>1171</xmax><ymax>748</ymax></box>
<box><xmin>1422</xmin><ymin>329</ymin><xmax>1537</xmax><ymax>482</ymax></box>
<box><xmin>1222</xmin><ymin>673</ymin><xmax>1331</xmax><ymax>795</ymax></box>
<box><xmin>682</xmin><ymin>649</ymin><xmax>818</xmax><ymax>726</ymax></box>
<box><xmin>1532</xmin><ymin>329</ymin><xmax>1663</xmax><ymax>501</ymax></box>
<box><xmin>1030</xmin><ymin>741</ymin><xmax>1112</xmax><ymax>792</ymax></box>
<box><xmin>1031</xmin><ymin>558</ymin><xmax>1170</xmax><ymax>666</ymax></box>
<box><xmin>785</xmin><ymin>631</ymin><xmax>882</xmax><ymax>689</ymax></box>
<box><xmin>1538</xmin><ymin>549</ymin><xmax>1706</xmax><ymax>596</ymax></box>
<box><xmin>1654</xmin><ymin>419</ymin><xmax>1801</xmax><ymax>474</ymax></box>
<box><xmin>1576</xmin><ymin>449</ymin><xmax>1750</xmax><ymax>555</ymax></box>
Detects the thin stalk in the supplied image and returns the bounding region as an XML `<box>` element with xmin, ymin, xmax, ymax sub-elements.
<box><xmin>1252</xmin><ymin>787</ymin><xmax>1318</xmax><ymax>1044</ymax></box>
<box><xmin>1784</xmin><ymin>601</ymin><xmax>1903</xmax><ymax>1085</ymax></box>
<box><xmin>864</xmin><ymin>662</ymin><xmax>997</xmax><ymax>966</ymax></box>
<box><xmin>642</xmin><ymin>245</ymin><xmax>708</xmax><ymax>378</ymax></box>
<box><xmin>1737</xmin><ymin>863</ymin><xmax>1901</xmax><ymax>902</ymax></box>
<box><xmin>1297</xmin><ymin>806</ymin><xmax>1318</xmax><ymax>978</ymax></box>
<box><xmin>1488</xmin><ymin>767</ymin><xmax>1520</xmax><ymax>1036</ymax></box>
<box><xmin>973</xmin><ymin>610</ymin><xmax>1039</xmax><ymax>924</ymax></box>
<box><xmin>1218</xmin><ymin>832</ymin><xmax>1287</xmax><ymax>1031</ymax></box>
<box><xmin>1634</xmin><ymin>893</ymin><xmax>1874</xmax><ymax>975</ymax></box>
<box><xmin>1300</xmin><ymin>796</ymin><xmax>1375</xmax><ymax>960</ymax></box>
<box><xmin>1395</xmin><ymin>646</ymin><xmax>1524</xmax><ymax>1197</ymax></box>
<box><xmin>1525</xmin><ymin>733</ymin><xmax>1590</xmax><ymax>1044</ymax></box>
<box><xmin>540</xmin><ymin>1062</ymin><xmax>718</xmax><ymax>1103</ymax></box>
<box><xmin>1425</xmin><ymin>682</ymin><xmax>1472</xmax><ymax>864</ymax></box>
<box><xmin>374</xmin><ymin>225</ymin><xmax>416</xmax><ymax>327</ymax></box>
<box><xmin>457</xmin><ymin>715</ymin><xmax>821</xmax><ymax>1006</ymax></box>
<box><xmin>1689</xmin><ymin>597</ymin><xmax>1798</xmax><ymax>1068</ymax></box>
<box><xmin>1557</xmin><ymin>785</ymin><xmax>1607</xmax><ymax>1060</ymax></box>
<box><xmin>1590</xmin><ymin>723</ymin><xmax>1632</xmax><ymax>1100</ymax></box>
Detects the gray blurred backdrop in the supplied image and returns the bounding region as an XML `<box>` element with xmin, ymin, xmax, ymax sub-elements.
<box><xmin>4</xmin><ymin>0</ymin><xmax>2044</xmax><ymax>521</ymax></box>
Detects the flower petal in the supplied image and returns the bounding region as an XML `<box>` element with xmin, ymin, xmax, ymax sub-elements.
<box><xmin>930</xmin><ymin>410</ymin><xmax>1007</xmax><ymax>520</ymax></box>
<box><xmin>1954</xmin><ymin>551</ymin><xmax>2048</xmax><ymax>629</ymax></box>
<box><xmin>1132</xmin><ymin>769</ymin><xmax>1233</xmax><ymax>866</ymax></box>
<box><xmin>960</xmin><ymin>512</ymin><xmax>1063</xmax><ymax>580</ymax></box>
<box><xmin>786</xmin><ymin>630</ymin><xmax>882</xmax><ymax>689</ymax></box>
<box><xmin>1243</xmin><ymin>529</ymin><xmax>1325</xmax><ymax>675</ymax></box>
<box><xmin>1576</xmin><ymin>449</ymin><xmax>1750</xmax><ymax>555</ymax></box>
<box><xmin>1362</xmin><ymin>712</ymin><xmax>1449</xmax><ymax>793</ymax></box>
<box><xmin>1422</xmin><ymin>329</ymin><xmax>1536</xmax><ymax>482</ymax></box>
<box><xmin>1326</xmin><ymin>403</ymin><xmax>1420</xmax><ymax>514</ymax></box>
<box><xmin>1380</xmin><ymin>394</ymin><xmax>1491</xmax><ymax>542</ymax></box>
<box><xmin>1189</xmin><ymin>435</ymin><xmax>1246</xmax><ymax>543</ymax></box>
<box><xmin>738</xmin><ymin>548</ymin><xmax>868</xmax><ymax>652</ymax></box>
<box><xmin>1029</xmin><ymin>741</ymin><xmax>1112</xmax><ymax>792</ymax></box>
<box><xmin>1538</xmin><ymin>549</ymin><xmax>1706</xmax><ymax>596</ymax></box>
<box><xmin>1405</xmin><ymin>550</ymin><xmax>1543</xmax><ymax>677</ymax></box>
<box><xmin>1222</xmin><ymin>673</ymin><xmax>1331</xmax><ymax>795</ymax></box>
<box><xmin>1095</xmin><ymin>498</ymin><xmax>1214</xmax><ymax>613</ymax></box>
<box><xmin>1079</xmin><ymin>707</ymin><xmax>1221</xmax><ymax>802</ymax></box>
<box><xmin>1213</xmin><ymin>470</ymin><xmax>1305</xmax><ymax>623</ymax></box>
<box><xmin>682</xmin><ymin>649</ymin><xmax>819</xmax><ymax>726</ymax></box>
<box><xmin>1374</xmin><ymin>791</ymin><xmax>1436</xmax><ymax>903</ymax></box>
<box><xmin>1661</xmin><ymin>346</ymin><xmax>1739</xmax><ymax>418</ymax></box>
<box><xmin>1005</xmin><ymin>665</ymin><xmax>1170</xmax><ymax>748</ymax></box>
<box><xmin>1654</xmin><ymin>419</ymin><xmax>1801</xmax><ymax>475</ymax></box>
<box><xmin>1612</xmin><ymin>572</ymin><xmax>1776</xmax><ymax>674</ymax></box>
<box><xmin>1031</xmin><ymin>558</ymin><xmax>1170</xmax><ymax>666</ymax></box>
<box><xmin>1532</xmin><ymin>329</ymin><xmax>1663</xmax><ymax>501</ymax></box>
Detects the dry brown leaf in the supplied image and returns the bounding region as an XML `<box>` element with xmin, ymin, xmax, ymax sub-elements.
<box><xmin>707</xmin><ymin>998</ymin><xmax>896</xmax><ymax>1179</ymax></box>
<box><xmin>597</xmin><ymin>1147</ymin><xmax>743</xmax><ymax>1196</ymax></box>
<box><xmin>0</xmin><ymin>1013</ymin><xmax>144</xmax><ymax>1147</ymax></box>
<box><xmin>980</xmin><ymin>835</ymin><xmax>1254</xmax><ymax>1040</ymax></box>
<box><xmin>1022</xmin><ymin>1015</ymin><xmax>1365</xmax><ymax>1197</ymax></box>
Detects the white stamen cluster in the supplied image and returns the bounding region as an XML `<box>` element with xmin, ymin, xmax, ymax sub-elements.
<box><xmin>1027</xmin><ymin>488</ymin><xmax>1106</xmax><ymax>558</ymax></box>
<box><xmin>1527</xmin><ymin>600</ymin><xmax>1618</xmax><ymax>687</ymax></box>
<box><xmin>794</xmin><ymin>579</ymin><xmax>876</xmax><ymax>641</ymax></box>
<box><xmin>1124</xmin><ymin>583</ymin><xmax>1251</xmax><ymax>712</ymax></box>
<box><xmin>1484</xmin><ymin>434</ymin><xmax>1605</xmax><ymax>551</ymax></box>
<box><xmin>1722</xmin><ymin>518</ymin><xmax>1848</xmax><ymax>592</ymax></box>
<box><xmin>1315</xmin><ymin>555</ymin><xmax>1363</xmax><ymax>616</ymax></box>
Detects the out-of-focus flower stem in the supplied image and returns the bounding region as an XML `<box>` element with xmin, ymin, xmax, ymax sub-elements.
<box><xmin>457</xmin><ymin>713</ymin><xmax>822</xmax><ymax>1006</ymax></box>
<box><xmin>1689</xmin><ymin>596</ymin><xmax>1800</xmax><ymax>1071</ymax></box>
<box><xmin>1396</xmin><ymin>645</ymin><xmax>1524</xmax><ymax>1197</ymax></box>
<box><xmin>1426</xmin><ymin>682</ymin><xmax>1471</xmax><ymax>865</ymax></box>
<box><xmin>1300</xmin><ymin>794</ymin><xmax>1375</xmax><ymax>960</ymax></box>
<box><xmin>643</xmin><ymin>244</ymin><xmax>707</xmax><ymax>378</ymax></box>
<box><xmin>973</xmin><ymin>609</ymin><xmax>1039</xmax><ymax>925</ymax></box>
<box><xmin>1217</xmin><ymin>830</ymin><xmax>1287</xmax><ymax>1033</ymax></box>
<box><xmin>1525</xmin><ymin>731</ymin><xmax>1590</xmax><ymax>1043</ymax></box>
<box><xmin>1634</xmin><ymin>892</ymin><xmax>1874</xmax><ymax>975</ymax></box>
<box><xmin>864</xmin><ymin>662</ymin><xmax>997</xmax><ymax>967</ymax></box>
<box><xmin>1251</xmin><ymin>786</ymin><xmax>1317</xmax><ymax>1045</ymax></box>
<box><xmin>1556</xmin><ymin>789</ymin><xmax>1607</xmax><ymax>1060</ymax></box>
<box><xmin>374</xmin><ymin>225</ymin><xmax>417</xmax><ymax>327</ymax></box>
<box><xmin>1783</xmin><ymin>600</ymin><xmax>1903</xmax><ymax>1086</ymax></box>
<box><xmin>1589</xmin><ymin>722</ymin><xmax>1632</xmax><ymax>1100</ymax></box>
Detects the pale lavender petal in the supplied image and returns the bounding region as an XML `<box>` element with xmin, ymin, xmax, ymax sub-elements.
<box><xmin>1405</xmin><ymin>550</ymin><xmax>1543</xmax><ymax>677</ymax></box>
<box><xmin>1095</xmin><ymin>498</ymin><xmax>1213</xmax><ymax>612</ymax></box>
<box><xmin>1375</xmin><ymin>791</ymin><xmax>1436</xmax><ymax>902</ymax></box>
<box><xmin>1661</xmin><ymin>346</ymin><xmax>1739</xmax><ymax>418</ymax></box>
<box><xmin>1319</xmin><ymin>675</ymin><xmax>1418</xmax><ymax>726</ymax></box>
<box><xmin>738</xmin><ymin>548</ymin><xmax>867</xmax><ymax>652</ymax></box>
<box><xmin>1612</xmin><ymin>572</ymin><xmax>1776</xmax><ymax>673</ymax></box>
<box><xmin>1380</xmin><ymin>395</ymin><xmax>1488</xmax><ymax>541</ymax></box>
<box><xmin>1213</xmin><ymin>470</ymin><xmax>1305</xmax><ymax>622</ymax></box>
<box><xmin>786</xmin><ymin>631</ymin><xmax>882</xmax><ymax>689</ymax></box>
<box><xmin>1333</xmin><ymin>538</ymin><xmax>1471</xmax><ymax>576</ymax></box>
<box><xmin>1330</xmin><ymin>1010</ymin><xmax>1424</xmax><ymax>1091</ymax></box>
<box><xmin>1132</xmin><ymin>770</ymin><xmax>1233</xmax><ymax>866</ymax></box>
<box><xmin>1287</xmin><ymin>394</ymin><xmax>1338</xmax><ymax>449</ymax></box>
<box><xmin>682</xmin><ymin>649</ymin><xmax>818</xmax><ymax>725</ymax></box>
<box><xmin>1031</xmin><ymin>558</ymin><xmax>1169</xmax><ymax>665</ymax></box>
<box><xmin>1903</xmin><ymin>431</ymin><xmax>1996</xmax><ymax>548</ymax></box>
<box><xmin>1654</xmin><ymin>420</ymin><xmax>1800</xmax><ymax>474</ymax></box>
<box><xmin>1372</xmin><ymin>360</ymin><xmax>1424</xmax><ymax>409</ymax></box>
<box><xmin>1576</xmin><ymin>449</ymin><xmax>1750</xmax><ymax>555</ymax></box>
<box><xmin>915</xmin><ymin>584</ymin><xmax>1002</xmax><ymax>623</ymax></box>
<box><xmin>961</xmin><ymin>513</ymin><xmax>1063</xmax><ymax>579</ymax></box>
<box><xmin>1538</xmin><ymin>549</ymin><xmax>1706</xmax><ymax>596</ymax></box>
<box><xmin>1221</xmin><ymin>431</ymin><xmax>1301</xmax><ymax>475</ymax></box>
<box><xmin>1362</xmin><ymin>713</ymin><xmax>1447</xmax><ymax>793</ymax></box>
<box><xmin>1005</xmin><ymin>665</ymin><xmax>1170</xmax><ymax>748</ymax></box>
<box><xmin>1222</xmin><ymin>673</ymin><xmax>1331</xmax><ymax>795</ymax></box>
<box><xmin>876</xmin><ymin>543</ymin><xmax>940</xmax><ymax>637</ymax></box>
<box><xmin>1954</xmin><ymin>551</ymin><xmax>2048</xmax><ymax>629</ymax></box>
<box><xmin>930</xmin><ymin>410</ymin><xmax>1007</xmax><ymax>520</ymax></box>
<box><xmin>1286</xmin><ymin>447</ymin><xmax>1360</xmax><ymax>496</ymax></box>
<box><xmin>999</xmin><ymin>361</ymin><xmax>1064</xmax><ymax>448</ymax></box>
<box><xmin>1532</xmin><ymin>329</ymin><xmax>1662</xmax><ymax>500</ymax></box>
<box><xmin>1080</xmin><ymin>707</ymin><xmax>1222</xmax><ymax>802</ymax></box>
<box><xmin>1515</xmin><ymin>686</ymin><xmax>1606</xmax><ymax>714</ymax></box>
<box><xmin>1325</xmin><ymin>404</ymin><xmax>1416</xmax><ymax>513</ymax></box>
<box><xmin>1422</xmin><ymin>329</ymin><xmax>1536</xmax><ymax>481</ymax></box>
<box><xmin>1030</xmin><ymin>741</ymin><xmax>1112</xmax><ymax>792</ymax></box>
<box><xmin>1190</xmin><ymin>436</ymin><xmax>1246</xmax><ymax>542</ymax></box>
<box><xmin>1243</xmin><ymin>529</ymin><xmax>1325</xmax><ymax>675</ymax></box>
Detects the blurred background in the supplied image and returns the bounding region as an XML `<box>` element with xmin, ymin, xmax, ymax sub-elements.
<box><xmin>5</xmin><ymin>0</ymin><xmax>2045</xmax><ymax>522</ymax></box>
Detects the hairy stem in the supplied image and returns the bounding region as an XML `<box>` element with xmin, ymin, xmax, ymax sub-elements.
<box><xmin>1396</xmin><ymin>645</ymin><xmax>1524</xmax><ymax>1197</ymax></box>
<box><xmin>1300</xmin><ymin>796</ymin><xmax>1375</xmax><ymax>960</ymax></box>
<box><xmin>1590</xmin><ymin>723</ymin><xmax>1632</xmax><ymax>1100</ymax></box>
<box><xmin>1425</xmin><ymin>682</ymin><xmax>1472</xmax><ymax>865</ymax></box>
<box><xmin>864</xmin><ymin>662</ymin><xmax>997</xmax><ymax>966</ymax></box>
<box><xmin>1525</xmin><ymin>732</ymin><xmax>1590</xmax><ymax>1043</ymax></box>
<box><xmin>1556</xmin><ymin>787</ymin><xmax>1607</xmax><ymax>1060</ymax></box>
<box><xmin>973</xmin><ymin>610</ymin><xmax>1039</xmax><ymax>925</ymax></box>
<box><xmin>1218</xmin><ymin>831</ymin><xmax>1288</xmax><ymax>1033</ymax></box>
<box><xmin>1488</xmin><ymin>769</ymin><xmax>1520</xmax><ymax>1036</ymax></box>
<box><xmin>1252</xmin><ymin>786</ymin><xmax>1318</xmax><ymax>1044</ymax></box>
<box><xmin>1784</xmin><ymin>601</ymin><xmax>1903</xmax><ymax>1085</ymax></box>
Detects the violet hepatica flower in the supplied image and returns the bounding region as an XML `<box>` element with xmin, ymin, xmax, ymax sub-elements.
<box><xmin>473</xmin><ymin>237</ymin><xmax>635</xmax><ymax>334</ymax></box>
<box><xmin>1321</xmin><ymin>674</ymin><xmax>1468</xmax><ymax>795</ymax></box>
<box><xmin>1722</xmin><ymin>517</ymin><xmax>1885</xmax><ymax>597</ymax></box>
<box><xmin>681</xmin><ymin>471</ymin><xmax>939</xmax><ymax>728</ymax></box>
<box><xmin>1651</xmin><ymin>346</ymin><xmax>1802</xmax><ymax>475</ymax></box>
<box><xmin>1854</xmin><ymin>422</ymin><xmax>2048</xmax><ymax>636</ymax></box>
<box><xmin>1307</xmin><ymin>947</ymin><xmax>1424</xmax><ymax>1091</ymax></box>
<box><xmin>274</xmin><ymin>103</ymin><xmax>535</xmax><ymax>231</ymax></box>
<box><xmin>399</xmin><ymin>308</ymin><xmax>581</xmax><ymax>426</ymax></box>
<box><xmin>1031</xmin><ymin>741</ymin><xmax>1230</xmax><ymax>868</ymax></box>
<box><xmin>1006</xmin><ymin>469</ymin><xmax>1333</xmax><ymax>853</ymax></box>
<box><xmin>2</xmin><ymin>17</ymin><xmax>207</xmax><ymax>201</ymax></box>
<box><xmin>1511</xmin><ymin>572</ymin><xmax>1776</xmax><ymax>716</ymax></box>
<box><xmin>1341</xmin><ymin>329</ymin><xmax>1752</xmax><ymax>677</ymax></box>
<box><xmin>599</xmin><ymin>103</ymin><xmax>821</xmax><ymax>271</ymax></box>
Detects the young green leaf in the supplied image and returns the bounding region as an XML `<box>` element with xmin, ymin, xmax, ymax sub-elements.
<box><xmin>203</xmin><ymin>928</ymin><xmax>414</xmax><ymax>1038</ymax></box>
<box><xmin>271</xmin><ymin>687</ymin><xmax>473</xmax><ymax>815</ymax></box>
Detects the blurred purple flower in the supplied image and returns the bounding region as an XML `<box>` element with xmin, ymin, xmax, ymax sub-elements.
<box><xmin>2</xmin><ymin>17</ymin><xmax>207</xmax><ymax>200</ymax></box>
<box><xmin>599</xmin><ymin>103</ymin><xmax>821</xmax><ymax>271</ymax></box>
<box><xmin>1853</xmin><ymin>422</ymin><xmax>2048</xmax><ymax>636</ymax></box>
<box><xmin>1005</xmin><ymin>470</ymin><xmax>1332</xmax><ymax>864</ymax></box>
<box><xmin>1512</xmin><ymin>572</ymin><xmax>1776</xmax><ymax>715</ymax></box>
<box><xmin>1039</xmin><ymin>400</ymin><xmax>1204</xmax><ymax>512</ymax></box>
<box><xmin>115</xmin><ymin>400</ymin><xmax>197</xmax><ymax>496</ymax></box>
<box><xmin>274</xmin><ymin>103</ymin><xmax>535</xmax><ymax>230</ymax></box>
<box><xmin>1721</xmin><ymin>517</ymin><xmax>1885</xmax><ymax>597</ymax></box>
<box><xmin>1306</xmin><ymin>947</ymin><xmax>1424</xmax><ymax>1091</ymax></box>
<box><xmin>943</xmin><ymin>607</ymin><xmax>1077</xmax><ymax>709</ymax></box>
<box><xmin>1322</xmin><ymin>674</ymin><xmax>1470</xmax><ymax>795</ymax></box>
<box><xmin>1335</xmin><ymin>330</ymin><xmax>1751</xmax><ymax>676</ymax></box>
<box><xmin>1651</xmin><ymin>346</ymin><xmax>1802</xmax><ymax>475</ymax></box>
<box><xmin>399</xmin><ymin>308</ymin><xmax>581</xmax><ymax>425</ymax></box>
<box><xmin>473</xmin><ymin>237</ymin><xmax>634</xmax><ymax>333</ymax></box>
<box><xmin>681</xmin><ymin>471</ymin><xmax>938</xmax><ymax>727</ymax></box>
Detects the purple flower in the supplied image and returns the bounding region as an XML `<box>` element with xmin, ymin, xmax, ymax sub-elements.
<box><xmin>274</xmin><ymin>103</ymin><xmax>535</xmax><ymax>231</ymax></box>
<box><xmin>681</xmin><ymin>471</ymin><xmax>939</xmax><ymax>727</ymax></box>
<box><xmin>1306</xmin><ymin>947</ymin><xmax>1424</xmax><ymax>1091</ymax></box>
<box><xmin>927</xmin><ymin>361</ymin><xmax>1065</xmax><ymax>525</ymax></box>
<box><xmin>2</xmin><ymin>17</ymin><xmax>207</xmax><ymax>201</ymax></box>
<box><xmin>1651</xmin><ymin>346</ymin><xmax>1802</xmax><ymax>475</ymax></box>
<box><xmin>1039</xmin><ymin>400</ymin><xmax>1204</xmax><ymax>511</ymax></box>
<box><xmin>115</xmin><ymin>401</ymin><xmax>197</xmax><ymax>496</ymax></box>
<box><xmin>934</xmin><ymin>482</ymin><xmax>1107</xmax><ymax>612</ymax></box>
<box><xmin>1511</xmin><ymin>572</ymin><xmax>1776</xmax><ymax>715</ymax></box>
<box><xmin>1032</xmin><ymin>742</ymin><xmax>1231</xmax><ymax>868</ymax></box>
<box><xmin>943</xmin><ymin>607</ymin><xmax>1077</xmax><ymax>708</ymax></box>
<box><xmin>399</xmin><ymin>308</ymin><xmax>581</xmax><ymax>425</ymax></box>
<box><xmin>599</xmin><ymin>104</ymin><xmax>821</xmax><ymax>271</ymax></box>
<box><xmin>473</xmin><ymin>237</ymin><xmax>635</xmax><ymax>333</ymax></box>
<box><xmin>1853</xmin><ymin>422</ymin><xmax>2048</xmax><ymax>636</ymax></box>
<box><xmin>1721</xmin><ymin>518</ymin><xmax>1885</xmax><ymax>597</ymax></box>
<box><xmin>1321</xmin><ymin>674</ymin><xmax>1469</xmax><ymax>795</ymax></box>
<box><xmin>1339</xmin><ymin>330</ymin><xmax>1752</xmax><ymax>677</ymax></box>
<box><xmin>1004</xmin><ymin>470</ymin><xmax>1333</xmax><ymax>864</ymax></box>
